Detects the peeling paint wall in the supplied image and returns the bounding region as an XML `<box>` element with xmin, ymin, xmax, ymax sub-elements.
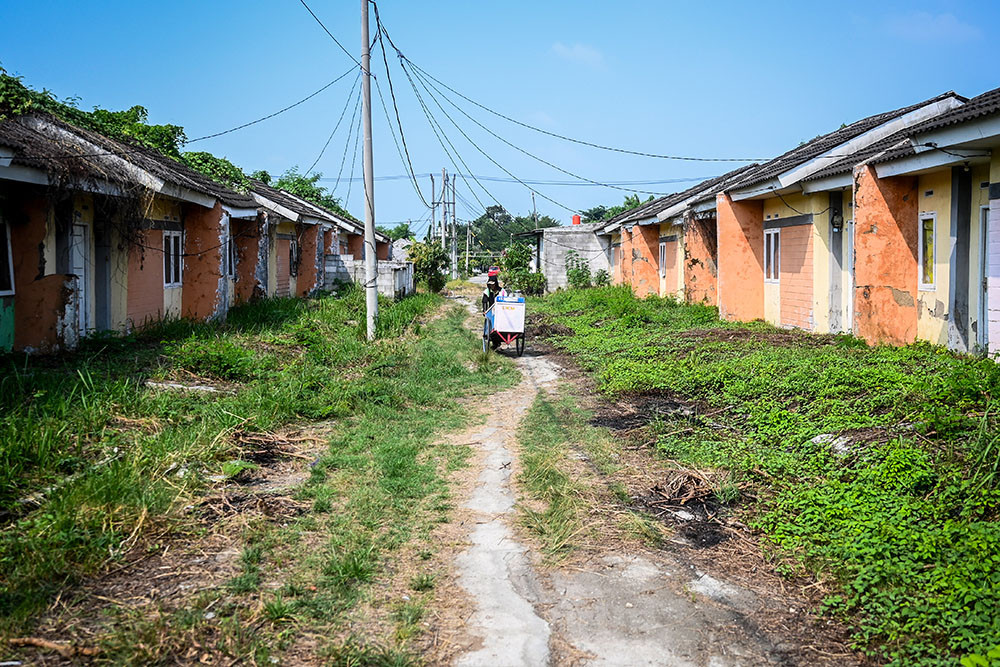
<box><xmin>234</xmin><ymin>216</ymin><xmax>264</xmax><ymax>304</ymax></box>
<box><xmin>717</xmin><ymin>193</ymin><xmax>764</xmax><ymax>322</ymax></box>
<box><xmin>296</xmin><ymin>224</ymin><xmax>320</xmax><ymax>297</ymax></box>
<box><xmin>853</xmin><ymin>165</ymin><xmax>919</xmax><ymax>345</ymax></box>
<box><xmin>181</xmin><ymin>201</ymin><xmax>228</xmax><ymax>321</ymax></box>
<box><xmin>682</xmin><ymin>214</ymin><xmax>718</xmax><ymax>305</ymax></box>
<box><xmin>629</xmin><ymin>224</ymin><xmax>660</xmax><ymax>297</ymax></box>
<box><xmin>916</xmin><ymin>171</ymin><xmax>952</xmax><ymax>346</ymax></box>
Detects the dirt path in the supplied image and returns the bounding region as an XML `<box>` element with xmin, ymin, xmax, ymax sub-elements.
<box><xmin>444</xmin><ymin>295</ymin><xmax>840</xmax><ymax>666</ymax></box>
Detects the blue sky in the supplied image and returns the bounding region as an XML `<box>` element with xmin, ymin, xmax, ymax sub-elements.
<box><xmin>3</xmin><ymin>1</ymin><xmax>998</xmax><ymax>236</ymax></box>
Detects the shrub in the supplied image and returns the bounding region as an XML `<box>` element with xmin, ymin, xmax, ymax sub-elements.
<box><xmin>565</xmin><ymin>251</ymin><xmax>592</xmax><ymax>289</ymax></box>
<box><xmin>593</xmin><ymin>269</ymin><xmax>611</xmax><ymax>287</ymax></box>
<box><xmin>408</xmin><ymin>241</ymin><xmax>448</xmax><ymax>293</ymax></box>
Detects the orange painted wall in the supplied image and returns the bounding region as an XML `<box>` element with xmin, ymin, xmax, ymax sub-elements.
<box><xmin>615</xmin><ymin>230</ymin><xmax>633</xmax><ymax>286</ymax></box>
<box><xmin>717</xmin><ymin>194</ymin><xmax>764</xmax><ymax>321</ymax></box>
<box><xmin>778</xmin><ymin>224</ymin><xmax>813</xmax><ymax>329</ymax></box>
<box><xmin>9</xmin><ymin>194</ymin><xmax>72</xmax><ymax>351</ymax></box>
<box><xmin>296</xmin><ymin>225</ymin><xmax>320</xmax><ymax>297</ymax></box>
<box><xmin>853</xmin><ymin>165</ymin><xmax>919</xmax><ymax>345</ymax></box>
<box><xmin>126</xmin><ymin>229</ymin><xmax>166</xmax><ymax>327</ymax></box>
<box><xmin>684</xmin><ymin>216</ymin><xmax>718</xmax><ymax>305</ymax></box>
<box><xmin>181</xmin><ymin>202</ymin><xmax>226</xmax><ymax>321</ymax></box>
<box><xmin>234</xmin><ymin>218</ymin><xmax>263</xmax><ymax>304</ymax></box>
<box><xmin>630</xmin><ymin>225</ymin><xmax>660</xmax><ymax>296</ymax></box>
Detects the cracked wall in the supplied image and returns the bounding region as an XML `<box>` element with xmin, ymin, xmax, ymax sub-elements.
<box><xmin>717</xmin><ymin>193</ymin><xmax>764</xmax><ymax>322</ymax></box>
<box><xmin>853</xmin><ymin>164</ymin><xmax>919</xmax><ymax>345</ymax></box>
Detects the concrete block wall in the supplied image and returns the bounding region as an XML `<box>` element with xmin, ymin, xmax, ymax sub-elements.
<box><xmin>538</xmin><ymin>229</ymin><xmax>610</xmax><ymax>291</ymax></box>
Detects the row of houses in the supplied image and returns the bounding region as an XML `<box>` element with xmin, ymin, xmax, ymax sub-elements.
<box><xmin>528</xmin><ymin>86</ymin><xmax>1000</xmax><ymax>356</ymax></box>
<box><xmin>0</xmin><ymin>111</ymin><xmax>411</xmax><ymax>354</ymax></box>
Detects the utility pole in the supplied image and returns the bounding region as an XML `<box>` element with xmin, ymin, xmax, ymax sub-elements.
<box><xmin>360</xmin><ymin>0</ymin><xmax>377</xmax><ymax>341</ymax></box>
<box><xmin>450</xmin><ymin>178</ymin><xmax>458</xmax><ymax>279</ymax></box>
<box><xmin>430</xmin><ymin>173</ymin><xmax>436</xmax><ymax>242</ymax></box>
<box><xmin>532</xmin><ymin>191</ymin><xmax>538</xmax><ymax>229</ymax></box>
<box><xmin>440</xmin><ymin>168</ymin><xmax>447</xmax><ymax>250</ymax></box>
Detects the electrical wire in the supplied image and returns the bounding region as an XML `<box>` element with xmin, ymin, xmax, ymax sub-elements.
<box><xmin>306</xmin><ymin>71</ymin><xmax>363</xmax><ymax>174</ymax></box>
<box><xmin>296</xmin><ymin>0</ymin><xmax>364</xmax><ymax>71</ymax></box>
<box><xmin>410</xmin><ymin>65</ymin><xmax>677</xmax><ymax>196</ymax></box>
<box><xmin>186</xmin><ymin>66</ymin><xmax>356</xmax><ymax>144</ymax></box>
<box><xmin>331</xmin><ymin>88</ymin><xmax>364</xmax><ymax>195</ymax></box>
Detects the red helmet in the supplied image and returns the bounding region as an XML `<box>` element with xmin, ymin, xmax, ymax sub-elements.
<box><xmin>487</xmin><ymin>266</ymin><xmax>500</xmax><ymax>277</ymax></box>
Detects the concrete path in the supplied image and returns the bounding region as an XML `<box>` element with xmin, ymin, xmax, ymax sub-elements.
<box><xmin>449</xmin><ymin>296</ymin><xmax>797</xmax><ymax>666</ymax></box>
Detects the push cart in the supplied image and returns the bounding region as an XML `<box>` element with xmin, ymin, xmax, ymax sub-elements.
<box><xmin>483</xmin><ymin>294</ymin><xmax>525</xmax><ymax>356</ymax></box>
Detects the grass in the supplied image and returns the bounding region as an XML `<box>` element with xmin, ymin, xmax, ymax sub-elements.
<box><xmin>534</xmin><ymin>285</ymin><xmax>1000</xmax><ymax>666</ymax></box>
<box><xmin>0</xmin><ymin>285</ymin><xmax>519</xmax><ymax>663</ymax></box>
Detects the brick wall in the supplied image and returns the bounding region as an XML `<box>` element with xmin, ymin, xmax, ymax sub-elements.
<box><xmin>630</xmin><ymin>225</ymin><xmax>660</xmax><ymax>296</ymax></box>
<box><xmin>181</xmin><ymin>202</ymin><xmax>227</xmax><ymax>321</ymax></box>
<box><xmin>778</xmin><ymin>224</ymin><xmax>813</xmax><ymax>329</ymax></box>
<box><xmin>683</xmin><ymin>216</ymin><xmax>718</xmax><ymax>305</ymax></box>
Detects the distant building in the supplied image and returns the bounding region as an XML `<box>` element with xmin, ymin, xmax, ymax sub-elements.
<box><xmin>519</xmin><ymin>221</ymin><xmax>611</xmax><ymax>291</ymax></box>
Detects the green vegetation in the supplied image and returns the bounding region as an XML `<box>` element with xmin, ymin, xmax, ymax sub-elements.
<box><xmin>273</xmin><ymin>166</ymin><xmax>358</xmax><ymax>223</ymax></box>
<box><xmin>500</xmin><ymin>241</ymin><xmax>545</xmax><ymax>295</ymax></box>
<box><xmin>408</xmin><ymin>240</ymin><xmax>449</xmax><ymax>293</ymax></box>
<box><xmin>0</xmin><ymin>288</ymin><xmax>517</xmax><ymax>662</ymax></box>
<box><xmin>580</xmin><ymin>193</ymin><xmax>655</xmax><ymax>224</ymax></box>
<box><xmin>534</xmin><ymin>286</ymin><xmax>1000</xmax><ymax>666</ymax></box>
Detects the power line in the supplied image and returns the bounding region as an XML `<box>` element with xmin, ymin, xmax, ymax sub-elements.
<box><xmin>186</xmin><ymin>66</ymin><xmax>356</xmax><ymax>144</ymax></box>
<box><xmin>296</xmin><ymin>0</ymin><xmax>364</xmax><ymax>71</ymax></box>
<box><xmin>306</xmin><ymin>72</ymin><xmax>363</xmax><ymax>174</ymax></box>
<box><xmin>331</xmin><ymin>88</ymin><xmax>364</xmax><ymax>195</ymax></box>
<box><xmin>401</xmin><ymin>57</ymin><xmax>766</xmax><ymax>163</ymax></box>
<box><xmin>410</xmin><ymin>65</ymin><xmax>677</xmax><ymax>196</ymax></box>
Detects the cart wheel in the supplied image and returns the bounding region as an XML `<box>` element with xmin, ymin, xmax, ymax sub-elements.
<box><xmin>482</xmin><ymin>319</ymin><xmax>490</xmax><ymax>354</ymax></box>
<box><xmin>516</xmin><ymin>333</ymin><xmax>525</xmax><ymax>357</ymax></box>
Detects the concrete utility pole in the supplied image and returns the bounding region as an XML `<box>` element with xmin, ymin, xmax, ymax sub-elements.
<box><xmin>361</xmin><ymin>0</ymin><xmax>377</xmax><ymax>340</ymax></box>
<box><xmin>430</xmin><ymin>173</ymin><xmax>436</xmax><ymax>242</ymax></box>
<box><xmin>440</xmin><ymin>168</ymin><xmax>448</xmax><ymax>249</ymax></box>
<box><xmin>451</xmin><ymin>178</ymin><xmax>458</xmax><ymax>279</ymax></box>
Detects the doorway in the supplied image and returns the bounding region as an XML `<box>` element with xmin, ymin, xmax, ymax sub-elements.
<box><xmin>70</xmin><ymin>223</ymin><xmax>89</xmax><ymax>336</ymax></box>
<box><xmin>846</xmin><ymin>219</ymin><xmax>855</xmax><ymax>333</ymax></box>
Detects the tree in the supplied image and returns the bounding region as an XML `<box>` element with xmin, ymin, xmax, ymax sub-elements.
<box><xmin>376</xmin><ymin>222</ymin><xmax>416</xmax><ymax>241</ymax></box>
<box><xmin>408</xmin><ymin>240</ymin><xmax>449</xmax><ymax>293</ymax></box>
<box><xmin>580</xmin><ymin>205</ymin><xmax>608</xmax><ymax>223</ymax></box>
<box><xmin>464</xmin><ymin>206</ymin><xmax>559</xmax><ymax>253</ymax></box>
<box><xmin>249</xmin><ymin>169</ymin><xmax>271</xmax><ymax>184</ymax></box>
<box><xmin>273</xmin><ymin>167</ymin><xmax>358</xmax><ymax>223</ymax></box>
<box><xmin>579</xmin><ymin>195</ymin><xmax>654</xmax><ymax>223</ymax></box>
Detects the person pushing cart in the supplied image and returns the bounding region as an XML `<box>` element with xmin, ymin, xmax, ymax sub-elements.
<box><xmin>482</xmin><ymin>267</ymin><xmax>526</xmax><ymax>356</ymax></box>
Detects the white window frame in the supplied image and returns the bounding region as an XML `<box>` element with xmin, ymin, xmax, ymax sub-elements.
<box><xmin>764</xmin><ymin>228</ymin><xmax>780</xmax><ymax>283</ymax></box>
<box><xmin>658</xmin><ymin>240</ymin><xmax>667</xmax><ymax>278</ymax></box>
<box><xmin>0</xmin><ymin>218</ymin><xmax>14</xmax><ymax>297</ymax></box>
<box><xmin>918</xmin><ymin>212</ymin><xmax>936</xmax><ymax>291</ymax></box>
<box><xmin>164</xmin><ymin>230</ymin><xmax>183</xmax><ymax>288</ymax></box>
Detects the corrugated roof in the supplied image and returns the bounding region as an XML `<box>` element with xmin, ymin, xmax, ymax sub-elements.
<box><xmin>683</xmin><ymin>163</ymin><xmax>761</xmax><ymax>207</ymax></box>
<box><xmin>725</xmin><ymin>92</ymin><xmax>961</xmax><ymax>191</ymax></box>
<box><xmin>1</xmin><ymin>113</ymin><xmax>257</xmax><ymax>208</ymax></box>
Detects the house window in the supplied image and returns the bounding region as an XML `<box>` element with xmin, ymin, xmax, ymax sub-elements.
<box><xmin>289</xmin><ymin>239</ymin><xmax>299</xmax><ymax>277</ymax></box>
<box><xmin>919</xmin><ymin>214</ymin><xmax>935</xmax><ymax>289</ymax></box>
<box><xmin>658</xmin><ymin>241</ymin><xmax>667</xmax><ymax>278</ymax></box>
<box><xmin>163</xmin><ymin>230</ymin><xmax>183</xmax><ymax>287</ymax></box>
<box><xmin>0</xmin><ymin>219</ymin><xmax>14</xmax><ymax>296</ymax></box>
<box><xmin>764</xmin><ymin>229</ymin><xmax>780</xmax><ymax>283</ymax></box>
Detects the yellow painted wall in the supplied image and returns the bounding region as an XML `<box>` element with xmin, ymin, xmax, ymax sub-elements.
<box><xmin>970</xmin><ymin>164</ymin><xmax>992</xmax><ymax>349</ymax></box>
<box><xmin>915</xmin><ymin>171</ymin><xmax>951</xmax><ymax>346</ymax></box>
<box><xmin>764</xmin><ymin>282</ymin><xmax>780</xmax><ymax>323</ymax></box>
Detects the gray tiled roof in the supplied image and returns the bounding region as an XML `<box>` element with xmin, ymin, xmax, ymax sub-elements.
<box><xmin>251</xmin><ymin>180</ymin><xmax>337</xmax><ymax>223</ymax></box>
<box><xmin>804</xmin><ymin>86</ymin><xmax>1000</xmax><ymax>182</ymax></box>
<box><xmin>724</xmin><ymin>92</ymin><xmax>962</xmax><ymax>191</ymax></box>
<box><xmin>0</xmin><ymin>113</ymin><xmax>258</xmax><ymax>209</ymax></box>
